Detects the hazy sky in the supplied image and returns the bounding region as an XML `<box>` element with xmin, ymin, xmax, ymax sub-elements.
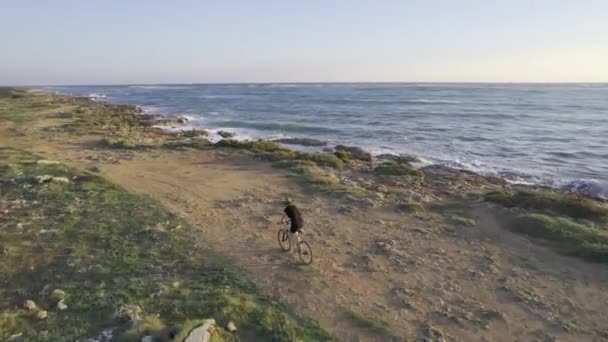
<box><xmin>1</xmin><ymin>0</ymin><xmax>607</xmax><ymax>85</ymax></box>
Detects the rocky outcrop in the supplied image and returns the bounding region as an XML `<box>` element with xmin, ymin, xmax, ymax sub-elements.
<box><xmin>335</xmin><ymin>145</ymin><xmax>372</xmax><ymax>162</ymax></box>
<box><xmin>218</xmin><ymin>131</ymin><xmax>236</xmax><ymax>138</ymax></box>
<box><xmin>274</xmin><ymin>138</ymin><xmax>328</xmax><ymax>146</ymax></box>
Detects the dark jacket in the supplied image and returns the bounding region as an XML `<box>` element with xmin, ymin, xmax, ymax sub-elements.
<box><xmin>284</xmin><ymin>204</ymin><xmax>303</xmax><ymax>228</ymax></box>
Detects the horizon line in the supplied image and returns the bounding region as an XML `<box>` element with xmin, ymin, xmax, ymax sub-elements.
<box><xmin>6</xmin><ymin>81</ymin><xmax>608</xmax><ymax>87</ymax></box>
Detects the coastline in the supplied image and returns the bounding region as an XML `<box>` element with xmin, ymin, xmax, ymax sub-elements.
<box><xmin>46</xmin><ymin>84</ymin><xmax>608</xmax><ymax>200</ymax></box>
<box><xmin>2</xmin><ymin>88</ymin><xmax>608</xmax><ymax>341</ymax></box>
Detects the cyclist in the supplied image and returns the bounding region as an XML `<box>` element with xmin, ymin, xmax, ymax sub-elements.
<box><xmin>281</xmin><ymin>197</ymin><xmax>303</xmax><ymax>251</ymax></box>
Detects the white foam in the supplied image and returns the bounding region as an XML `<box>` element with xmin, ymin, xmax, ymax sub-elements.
<box><xmin>561</xmin><ymin>179</ymin><xmax>608</xmax><ymax>199</ymax></box>
<box><xmin>410</xmin><ymin>98</ymin><xmax>461</xmax><ymax>104</ymax></box>
<box><xmin>88</xmin><ymin>93</ymin><xmax>108</xmax><ymax>102</ymax></box>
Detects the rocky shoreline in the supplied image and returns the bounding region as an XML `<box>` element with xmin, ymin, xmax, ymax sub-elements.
<box><xmin>142</xmin><ymin>102</ymin><xmax>606</xmax><ymax>202</ymax></box>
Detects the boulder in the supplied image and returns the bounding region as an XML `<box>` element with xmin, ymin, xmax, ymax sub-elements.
<box><xmin>35</xmin><ymin>310</ymin><xmax>48</xmax><ymax>320</ymax></box>
<box><xmin>226</xmin><ymin>321</ymin><xmax>237</xmax><ymax>332</ymax></box>
<box><xmin>153</xmin><ymin>117</ymin><xmax>188</xmax><ymax>126</ymax></box>
<box><xmin>218</xmin><ymin>130</ymin><xmax>236</xmax><ymax>138</ymax></box>
<box><xmin>184</xmin><ymin>319</ymin><xmax>216</xmax><ymax>342</ymax></box>
<box><xmin>57</xmin><ymin>300</ymin><xmax>68</xmax><ymax>311</ymax></box>
<box><xmin>335</xmin><ymin>145</ymin><xmax>372</xmax><ymax>162</ymax></box>
<box><xmin>115</xmin><ymin>304</ymin><xmax>143</xmax><ymax>324</ymax></box>
<box><xmin>35</xmin><ymin>175</ymin><xmax>54</xmax><ymax>184</ymax></box>
<box><xmin>179</xmin><ymin>129</ymin><xmax>209</xmax><ymax>138</ymax></box>
<box><xmin>24</xmin><ymin>300</ymin><xmax>38</xmax><ymax>311</ymax></box>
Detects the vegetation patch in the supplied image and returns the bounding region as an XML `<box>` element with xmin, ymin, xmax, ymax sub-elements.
<box><xmin>485</xmin><ymin>190</ymin><xmax>608</xmax><ymax>223</ymax></box>
<box><xmin>299</xmin><ymin>152</ymin><xmax>344</xmax><ymax>169</ymax></box>
<box><xmin>397</xmin><ymin>201</ymin><xmax>425</xmax><ymax>213</ymax></box>
<box><xmin>375</xmin><ymin>162</ymin><xmax>423</xmax><ymax>177</ymax></box>
<box><xmin>0</xmin><ymin>90</ymin><xmax>64</xmax><ymax>123</ymax></box>
<box><xmin>341</xmin><ymin>306</ymin><xmax>391</xmax><ymax>336</ymax></box>
<box><xmin>449</xmin><ymin>214</ymin><xmax>478</xmax><ymax>227</ymax></box>
<box><xmin>0</xmin><ymin>148</ymin><xmax>332</xmax><ymax>341</ymax></box>
<box><xmin>335</xmin><ymin>145</ymin><xmax>372</xmax><ymax>162</ymax></box>
<box><xmin>509</xmin><ymin>213</ymin><xmax>608</xmax><ymax>263</ymax></box>
<box><xmin>274</xmin><ymin>159</ymin><xmax>366</xmax><ymax>197</ymax></box>
<box><xmin>100</xmin><ymin>137</ymin><xmax>159</xmax><ymax>150</ymax></box>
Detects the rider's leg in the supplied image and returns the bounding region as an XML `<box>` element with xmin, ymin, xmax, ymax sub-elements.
<box><xmin>290</xmin><ymin>231</ymin><xmax>299</xmax><ymax>252</ymax></box>
<box><xmin>294</xmin><ymin>231</ymin><xmax>302</xmax><ymax>252</ymax></box>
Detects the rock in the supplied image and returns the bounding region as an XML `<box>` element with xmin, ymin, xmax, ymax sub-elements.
<box><xmin>36</xmin><ymin>309</ymin><xmax>48</xmax><ymax>320</ymax></box>
<box><xmin>36</xmin><ymin>160</ymin><xmax>61</xmax><ymax>165</ymax></box>
<box><xmin>35</xmin><ymin>175</ymin><xmax>54</xmax><ymax>183</ymax></box>
<box><xmin>86</xmin><ymin>164</ymin><xmax>101</xmax><ymax>173</ymax></box>
<box><xmin>115</xmin><ymin>304</ymin><xmax>143</xmax><ymax>324</ymax></box>
<box><xmin>373</xmin><ymin>239</ymin><xmax>395</xmax><ymax>255</ymax></box>
<box><xmin>6</xmin><ymin>333</ymin><xmax>24</xmax><ymax>341</ymax></box>
<box><xmin>153</xmin><ymin>116</ymin><xmax>188</xmax><ymax>126</ymax></box>
<box><xmin>226</xmin><ymin>320</ymin><xmax>237</xmax><ymax>332</ymax></box>
<box><xmin>218</xmin><ymin>130</ymin><xmax>236</xmax><ymax>138</ymax></box>
<box><xmin>185</xmin><ymin>319</ymin><xmax>216</xmax><ymax>342</ymax></box>
<box><xmin>141</xmin><ymin>336</ymin><xmax>153</xmax><ymax>342</ymax></box>
<box><xmin>52</xmin><ymin>289</ymin><xmax>67</xmax><ymax>300</ymax></box>
<box><xmin>417</xmin><ymin>322</ymin><xmax>447</xmax><ymax>342</ymax></box>
<box><xmin>51</xmin><ymin>177</ymin><xmax>70</xmax><ymax>184</ymax></box>
<box><xmin>87</xmin><ymin>328</ymin><xmax>115</xmax><ymax>342</ymax></box>
<box><xmin>377</xmin><ymin>153</ymin><xmax>421</xmax><ymax>164</ymax></box>
<box><xmin>357</xmin><ymin>254</ymin><xmax>383</xmax><ymax>272</ymax></box>
<box><xmin>177</xmin><ymin>129</ymin><xmax>209</xmax><ymax>138</ymax></box>
<box><xmin>24</xmin><ymin>300</ymin><xmax>38</xmax><ymax>311</ymax></box>
<box><xmin>273</xmin><ymin>138</ymin><xmax>328</xmax><ymax>146</ymax></box>
<box><xmin>335</xmin><ymin>145</ymin><xmax>372</xmax><ymax>162</ymax></box>
<box><xmin>57</xmin><ymin>300</ymin><xmax>68</xmax><ymax>310</ymax></box>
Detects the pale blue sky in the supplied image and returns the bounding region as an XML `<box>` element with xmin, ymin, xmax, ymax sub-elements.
<box><xmin>1</xmin><ymin>0</ymin><xmax>607</xmax><ymax>85</ymax></box>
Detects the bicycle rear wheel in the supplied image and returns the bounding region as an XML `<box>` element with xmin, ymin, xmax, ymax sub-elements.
<box><xmin>297</xmin><ymin>241</ymin><xmax>313</xmax><ymax>265</ymax></box>
<box><xmin>277</xmin><ymin>229</ymin><xmax>291</xmax><ymax>251</ymax></box>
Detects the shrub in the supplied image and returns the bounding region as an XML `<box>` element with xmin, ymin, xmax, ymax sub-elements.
<box><xmin>299</xmin><ymin>153</ymin><xmax>344</xmax><ymax>169</ymax></box>
<box><xmin>485</xmin><ymin>190</ymin><xmax>608</xmax><ymax>223</ymax></box>
<box><xmin>511</xmin><ymin>213</ymin><xmax>608</xmax><ymax>262</ymax></box>
<box><xmin>374</xmin><ymin>162</ymin><xmax>423</xmax><ymax>177</ymax></box>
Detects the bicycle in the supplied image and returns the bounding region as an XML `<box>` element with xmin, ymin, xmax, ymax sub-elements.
<box><xmin>277</xmin><ymin>220</ymin><xmax>313</xmax><ymax>265</ymax></box>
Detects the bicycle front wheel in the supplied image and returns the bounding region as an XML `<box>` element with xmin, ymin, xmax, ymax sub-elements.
<box><xmin>277</xmin><ymin>229</ymin><xmax>291</xmax><ymax>251</ymax></box>
<box><xmin>297</xmin><ymin>241</ymin><xmax>313</xmax><ymax>265</ymax></box>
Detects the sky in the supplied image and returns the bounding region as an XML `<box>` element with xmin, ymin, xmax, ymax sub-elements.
<box><xmin>1</xmin><ymin>0</ymin><xmax>607</xmax><ymax>85</ymax></box>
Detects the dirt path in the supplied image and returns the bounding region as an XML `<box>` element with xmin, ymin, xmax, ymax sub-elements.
<box><xmin>2</xmin><ymin>113</ymin><xmax>608</xmax><ymax>341</ymax></box>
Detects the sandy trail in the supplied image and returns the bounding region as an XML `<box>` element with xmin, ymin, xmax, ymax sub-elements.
<box><xmin>2</xmin><ymin>117</ymin><xmax>608</xmax><ymax>341</ymax></box>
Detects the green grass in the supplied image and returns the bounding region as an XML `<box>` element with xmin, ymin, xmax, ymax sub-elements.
<box><xmin>0</xmin><ymin>148</ymin><xmax>332</xmax><ymax>341</ymax></box>
<box><xmin>510</xmin><ymin>213</ymin><xmax>608</xmax><ymax>263</ymax></box>
<box><xmin>274</xmin><ymin>159</ymin><xmax>366</xmax><ymax>197</ymax></box>
<box><xmin>449</xmin><ymin>214</ymin><xmax>478</xmax><ymax>226</ymax></box>
<box><xmin>341</xmin><ymin>307</ymin><xmax>391</xmax><ymax>335</ymax></box>
<box><xmin>374</xmin><ymin>162</ymin><xmax>423</xmax><ymax>177</ymax></box>
<box><xmin>299</xmin><ymin>153</ymin><xmax>344</xmax><ymax>169</ymax></box>
<box><xmin>215</xmin><ymin>139</ymin><xmax>349</xmax><ymax>170</ymax></box>
<box><xmin>485</xmin><ymin>190</ymin><xmax>608</xmax><ymax>223</ymax></box>
<box><xmin>334</xmin><ymin>145</ymin><xmax>372</xmax><ymax>162</ymax></box>
<box><xmin>0</xmin><ymin>90</ymin><xmax>62</xmax><ymax>123</ymax></box>
<box><xmin>100</xmin><ymin>136</ymin><xmax>159</xmax><ymax>150</ymax></box>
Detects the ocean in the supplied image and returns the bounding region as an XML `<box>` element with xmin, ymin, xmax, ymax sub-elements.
<box><xmin>46</xmin><ymin>83</ymin><xmax>608</xmax><ymax>198</ymax></box>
